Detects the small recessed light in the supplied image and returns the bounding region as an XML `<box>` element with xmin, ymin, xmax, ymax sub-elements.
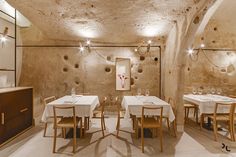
<box><xmin>80</xmin><ymin>46</ymin><xmax>84</xmax><ymax>52</ymax></box>
<box><xmin>148</xmin><ymin>40</ymin><xmax>152</xmax><ymax>44</ymax></box>
<box><xmin>86</xmin><ymin>40</ymin><xmax>90</xmax><ymax>45</ymax></box>
<box><xmin>187</xmin><ymin>48</ymin><xmax>194</xmax><ymax>55</ymax></box>
<box><xmin>0</xmin><ymin>36</ymin><xmax>7</xmax><ymax>42</ymax></box>
<box><xmin>200</xmin><ymin>43</ymin><xmax>205</xmax><ymax>48</ymax></box>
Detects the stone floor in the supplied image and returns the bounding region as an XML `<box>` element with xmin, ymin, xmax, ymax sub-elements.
<box><xmin>0</xmin><ymin>118</ymin><xmax>236</xmax><ymax>157</ymax></box>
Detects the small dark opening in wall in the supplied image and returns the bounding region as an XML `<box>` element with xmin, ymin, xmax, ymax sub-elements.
<box><xmin>75</xmin><ymin>63</ymin><xmax>79</xmax><ymax>68</ymax></box>
<box><xmin>64</xmin><ymin>55</ymin><xmax>68</xmax><ymax>60</ymax></box>
<box><xmin>63</xmin><ymin>67</ymin><xmax>68</xmax><ymax>72</ymax></box>
<box><xmin>105</xmin><ymin>67</ymin><xmax>111</xmax><ymax>72</ymax></box>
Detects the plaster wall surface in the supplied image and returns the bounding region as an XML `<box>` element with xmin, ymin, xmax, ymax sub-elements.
<box><xmin>186</xmin><ymin>0</ymin><xmax>236</xmax><ymax>96</ymax></box>
<box><xmin>19</xmin><ymin>45</ymin><xmax>160</xmax><ymax>118</ymax></box>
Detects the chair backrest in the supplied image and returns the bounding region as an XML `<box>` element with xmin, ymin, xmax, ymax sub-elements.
<box><xmin>141</xmin><ymin>106</ymin><xmax>163</xmax><ymax>125</ymax></box>
<box><xmin>214</xmin><ymin>103</ymin><xmax>236</xmax><ymax>119</ymax></box>
<box><xmin>167</xmin><ymin>97</ymin><xmax>176</xmax><ymax>114</ymax></box>
<box><xmin>53</xmin><ymin>106</ymin><xmax>76</xmax><ymax>127</ymax></box>
<box><xmin>43</xmin><ymin>96</ymin><xmax>56</xmax><ymax>108</ymax></box>
<box><xmin>101</xmin><ymin>97</ymin><xmax>108</xmax><ymax>114</ymax></box>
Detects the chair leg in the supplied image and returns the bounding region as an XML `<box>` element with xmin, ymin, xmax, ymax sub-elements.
<box><xmin>80</xmin><ymin>119</ymin><xmax>83</xmax><ymax>138</ymax></box>
<box><xmin>200</xmin><ymin>114</ymin><xmax>204</xmax><ymax>131</ymax></box>
<box><xmin>195</xmin><ymin>108</ymin><xmax>199</xmax><ymax>124</ymax></box>
<box><xmin>166</xmin><ymin>118</ymin><xmax>170</xmax><ymax>132</ymax></box>
<box><xmin>43</xmin><ymin>123</ymin><xmax>48</xmax><ymax>137</ymax></box>
<box><xmin>160</xmin><ymin>127</ymin><xmax>163</xmax><ymax>152</ymax></box>
<box><xmin>87</xmin><ymin>117</ymin><xmax>90</xmax><ymax>130</ymax></box>
<box><xmin>135</xmin><ymin>119</ymin><xmax>139</xmax><ymax>139</ymax></box>
<box><xmin>186</xmin><ymin>108</ymin><xmax>190</xmax><ymax>122</ymax></box>
<box><xmin>141</xmin><ymin>127</ymin><xmax>144</xmax><ymax>153</ymax></box>
<box><xmin>116</xmin><ymin>117</ymin><xmax>120</xmax><ymax>137</ymax></box>
<box><xmin>53</xmin><ymin>128</ymin><xmax>57</xmax><ymax>153</ymax></box>
<box><xmin>213</xmin><ymin>120</ymin><xmax>218</xmax><ymax>141</ymax></box>
<box><xmin>172</xmin><ymin>120</ymin><xmax>177</xmax><ymax>137</ymax></box>
<box><xmin>73</xmin><ymin>126</ymin><xmax>76</xmax><ymax>153</ymax></box>
<box><xmin>103</xmin><ymin>117</ymin><xmax>106</xmax><ymax>130</ymax></box>
<box><xmin>101</xmin><ymin>116</ymin><xmax>105</xmax><ymax>137</ymax></box>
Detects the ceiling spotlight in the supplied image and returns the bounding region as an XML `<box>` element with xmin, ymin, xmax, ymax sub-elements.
<box><xmin>200</xmin><ymin>43</ymin><xmax>205</xmax><ymax>48</ymax></box>
<box><xmin>147</xmin><ymin>40</ymin><xmax>152</xmax><ymax>44</ymax></box>
<box><xmin>187</xmin><ymin>48</ymin><xmax>194</xmax><ymax>55</ymax></box>
<box><xmin>134</xmin><ymin>48</ymin><xmax>138</xmax><ymax>52</ymax></box>
<box><xmin>86</xmin><ymin>39</ymin><xmax>90</xmax><ymax>45</ymax></box>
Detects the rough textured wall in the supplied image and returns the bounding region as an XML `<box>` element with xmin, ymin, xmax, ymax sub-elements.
<box><xmin>186</xmin><ymin>0</ymin><xmax>236</xmax><ymax>96</ymax></box>
<box><xmin>185</xmin><ymin>50</ymin><xmax>236</xmax><ymax>95</ymax></box>
<box><xmin>19</xmin><ymin>46</ymin><xmax>160</xmax><ymax>118</ymax></box>
<box><xmin>162</xmin><ymin>0</ymin><xmax>216</xmax><ymax>131</ymax></box>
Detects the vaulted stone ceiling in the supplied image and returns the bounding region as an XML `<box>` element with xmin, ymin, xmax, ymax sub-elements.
<box><xmin>6</xmin><ymin>0</ymin><xmax>201</xmax><ymax>44</ymax></box>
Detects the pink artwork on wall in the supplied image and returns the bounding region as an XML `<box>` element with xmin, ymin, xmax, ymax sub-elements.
<box><xmin>116</xmin><ymin>58</ymin><xmax>130</xmax><ymax>91</ymax></box>
<box><xmin>118</xmin><ymin>73</ymin><xmax>128</xmax><ymax>88</ymax></box>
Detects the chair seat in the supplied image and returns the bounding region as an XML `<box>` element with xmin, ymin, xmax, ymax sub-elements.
<box><xmin>137</xmin><ymin>117</ymin><xmax>161</xmax><ymax>128</ymax></box>
<box><xmin>57</xmin><ymin>117</ymin><xmax>81</xmax><ymax>128</ymax></box>
<box><xmin>184</xmin><ymin>104</ymin><xmax>196</xmax><ymax>108</ymax></box>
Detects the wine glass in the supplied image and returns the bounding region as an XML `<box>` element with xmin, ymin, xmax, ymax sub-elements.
<box><xmin>71</xmin><ymin>87</ymin><xmax>76</xmax><ymax>101</ymax></box>
<box><xmin>211</xmin><ymin>87</ymin><xmax>216</xmax><ymax>94</ymax></box>
<box><xmin>137</xmin><ymin>88</ymin><xmax>142</xmax><ymax>96</ymax></box>
<box><xmin>145</xmin><ymin>89</ymin><xmax>150</xmax><ymax>96</ymax></box>
<box><xmin>192</xmin><ymin>87</ymin><xmax>197</xmax><ymax>95</ymax></box>
<box><xmin>216</xmin><ymin>88</ymin><xmax>222</xmax><ymax>95</ymax></box>
<box><xmin>197</xmin><ymin>87</ymin><xmax>203</xmax><ymax>95</ymax></box>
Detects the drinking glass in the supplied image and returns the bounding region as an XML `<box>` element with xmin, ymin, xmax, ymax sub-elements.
<box><xmin>216</xmin><ymin>88</ymin><xmax>222</xmax><ymax>95</ymax></box>
<box><xmin>137</xmin><ymin>88</ymin><xmax>142</xmax><ymax>96</ymax></box>
<box><xmin>71</xmin><ymin>87</ymin><xmax>76</xmax><ymax>101</ymax></box>
<box><xmin>197</xmin><ymin>87</ymin><xmax>203</xmax><ymax>95</ymax></box>
<box><xmin>211</xmin><ymin>87</ymin><xmax>216</xmax><ymax>94</ymax></box>
<box><xmin>145</xmin><ymin>89</ymin><xmax>150</xmax><ymax>96</ymax></box>
<box><xmin>192</xmin><ymin>87</ymin><xmax>197</xmax><ymax>95</ymax></box>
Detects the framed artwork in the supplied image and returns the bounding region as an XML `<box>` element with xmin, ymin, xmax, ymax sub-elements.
<box><xmin>116</xmin><ymin>58</ymin><xmax>131</xmax><ymax>91</ymax></box>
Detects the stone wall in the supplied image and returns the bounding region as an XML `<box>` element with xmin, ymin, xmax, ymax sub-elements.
<box><xmin>19</xmin><ymin>44</ymin><xmax>160</xmax><ymax>118</ymax></box>
<box><xmin>185</xmin><ymin>50</ymin><xmax>236</xmax><ymax>95</ymax></box>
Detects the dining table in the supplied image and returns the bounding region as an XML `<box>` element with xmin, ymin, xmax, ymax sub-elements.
<box><xmin>41</xmin><ymin>95</ymin><xmax>100</xmax><ymax>123</ymax></box>
<box><xmin>121</xmin><ymin>96</ymin><xmax>175</xmax><ymax>122</ymax></box>
<box><xmin>183</xmin><ymin>94</ymin><xmax>236</xmax><ymax>128</ymax></box>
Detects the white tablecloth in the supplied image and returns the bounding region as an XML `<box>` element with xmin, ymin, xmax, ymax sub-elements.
<box><xmin>41</xmin><ymin>95</ymin><xmax>100</xmax><ymax>122</ymax></box>
<box><xmin>183</xmin><ymin>94</ymin><xmax>236</xmax><ymax>115</ymax></box>
<box><xmin>121</xmin><ymin>96</ymin><xmax>175</xmax><ymax>122</ymax></box>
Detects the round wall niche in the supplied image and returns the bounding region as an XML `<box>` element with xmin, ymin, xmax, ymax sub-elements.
<box><xmin>140</xmin><ymin>56</ymin><xmax>145</xmax><ymax>61</ymax></box>
<box><xmin>63</xmin><ymin>55</ymin><xmax>68</xmax><ymax>60</ymax></box>
<box><xmin>138</xmin><ymin>67</ymin><xmax>143</xmax><ymax>73</ymax></box>
<box><xmin>105</xmin><ymin>67</ymin><xmax>111</xmax><ymax>73</ymax></box>
<box><xmin>107</xmin><ymin>56</ymin><xmax>112</xmax><ymax>61</ymax></box>
<box><xmin>74</xmin><ymin>63</ymin><xmax>79</xmax><ymax>68</ymax></box>
<box><xmin>63</xmin><ymin>67</ymin><xmax>68</xmax><ymax>72</ymax></box>
<box><xmin>131</xmin><ymin>77</ymin><xmax>135</xmax><ymax>85</ymax></box>
<box><xmin>74</xmin><ymin>77</ymin><xmax>80</xmax><ymax>85</ymax></box>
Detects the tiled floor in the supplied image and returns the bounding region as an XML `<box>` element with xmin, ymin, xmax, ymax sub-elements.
<box><xmin>0</xmin><ymin>118</ymin><xmax>236</xmax><ymax>157</ymax></box>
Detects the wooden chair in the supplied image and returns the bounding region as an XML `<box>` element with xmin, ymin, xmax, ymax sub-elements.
<box><xmin>100</xmin><ymin>97</ymin><xmax>108</xmax><ymax>137</ymax></box>
<box><xmin>163</xmin><ymin>98</ymin><xmax>177</xmax><ymax>137</ymax></box>
<box><xmin>206</xmin><ymin>103</ymin><xmax>235</xmax><ymax>141</ymax></box>
<box><xmin>115</xmin><ymin>97</ymin><xmax>126</xmax><ymax>137</ymax></box>
<box><xmin>184</xmin><ymin>103</ymin><xmax>198</xmax><ymax>123</ymax></box>
<box><xmin>77</xmin><ymin>93</ymin><xmax>91</xmax><ymax>130</ymax></box>
<box><xmin>52</xmin><ymin>106</ymin><xmax>82</xmax><ymax>153</ymax></box>
<box><xmin>43</xmin><ymin>96</ymin><xmax>56</xmax><ymax>137</ymax></box>
<box><xmin>137</xmin><ymin>106</ymin><xmax>163</xmax><ymax>153</ymax></box>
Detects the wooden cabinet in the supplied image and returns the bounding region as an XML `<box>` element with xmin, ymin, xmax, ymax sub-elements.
<box><xmin>0</xmin><ymin>87</ymin><xmax>33</xmax><ymax>146</ymax></box>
